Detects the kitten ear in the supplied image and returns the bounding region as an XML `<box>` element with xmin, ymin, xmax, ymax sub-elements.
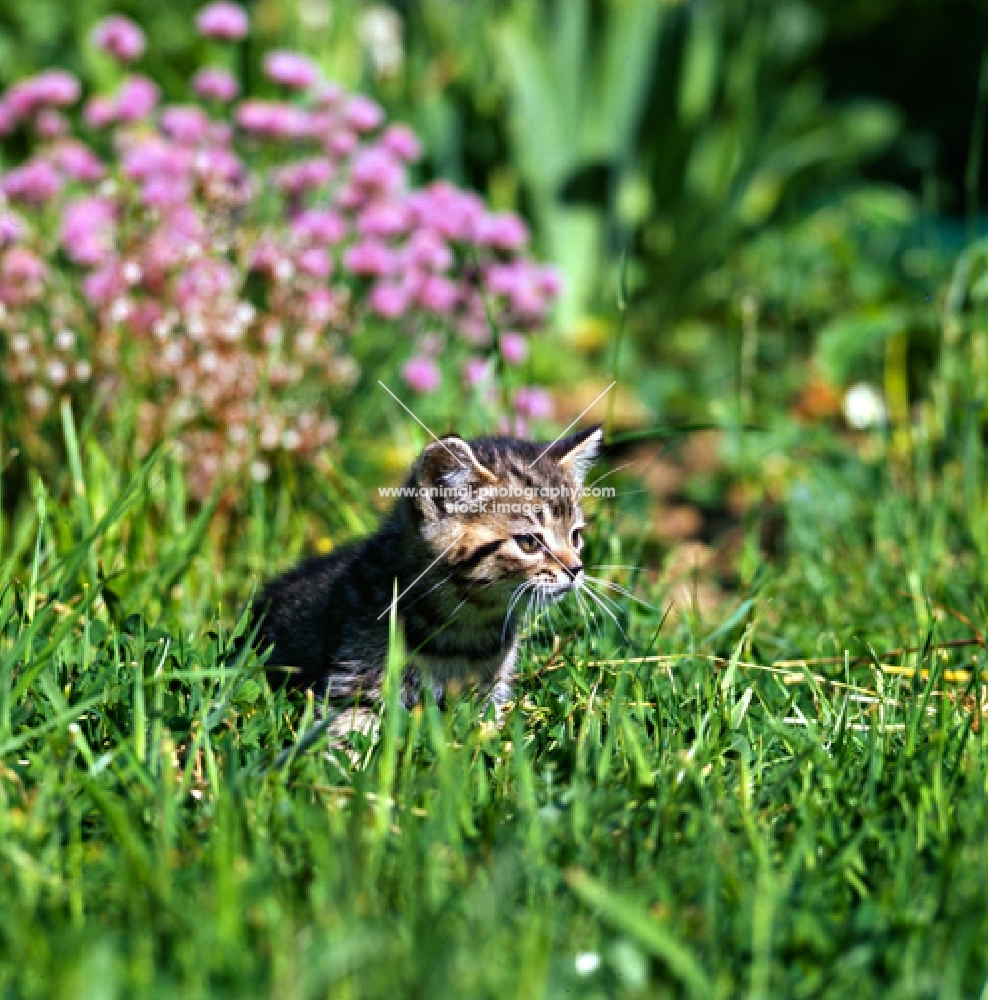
<box><xmin>418</xmin><ymin>435</ymin><xmax>497</xmax><ymax>495</ymax></box>
<box><xmin>550</xmin><ymin>425</ymin><xmax>603</xmax><ymax>485</ymax></box>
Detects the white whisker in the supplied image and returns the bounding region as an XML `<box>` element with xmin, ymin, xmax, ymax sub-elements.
<box><xmin>583</xmin><ymin>580</ymin><xmax>625</xmax><ymax>617</ymax></box>
<box><xmin>578</xmin><ymin>589</ymin><xmax>604</xmax><ymax>648</ymax></box>
<box><xmin>503</xmin><ymin>580</ymin><xmax>535</xmax><ymax>646</ymax></box>
<box><xmin>585</xmin><ymin>575</ymin><xmax>659</xmax><ymax>613</ymax></box>
<box><xmin>580</xmin><ymin>583</ymin><xmax>630</xmax><ymax>645</ymax></box>
<box><xmin>586</xmin><ymin>462</ymin><xmax>635</xmax><ymax>490</ymax></box>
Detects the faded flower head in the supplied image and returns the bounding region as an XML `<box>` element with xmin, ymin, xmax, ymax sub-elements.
<box><xmin>357</xmin><ymin>5</ymin><xmax>404</xmax><ymax>80</ymax></box>
<box><xmin>843</xmin><ymin>383</ymin><xmax>887</xmax><ymax>430</ymax></box>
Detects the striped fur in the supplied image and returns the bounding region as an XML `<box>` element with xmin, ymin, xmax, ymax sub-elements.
<box><xmin>256</xmin><ymin>426</ymin><xmax>601</xmax><ymax>712</ymax></box>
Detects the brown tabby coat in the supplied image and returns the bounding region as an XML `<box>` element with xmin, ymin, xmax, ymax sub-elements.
<box><xmin>257</xmin><ymin>426</ymin><xmax>601</xmax><ymax>711</ymax></box>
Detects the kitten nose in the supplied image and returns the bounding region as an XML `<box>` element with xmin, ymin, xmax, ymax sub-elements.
<box><xmin>564</xmin><ymin>560</ymin><xmax>583</xmax><ymax>580</ymax></box>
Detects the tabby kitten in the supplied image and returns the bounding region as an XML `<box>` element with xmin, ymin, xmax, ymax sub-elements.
<box><xmin>257</xmin><ymin>426</ymin><xmax>601</xmax><ymax>711</ymax></box>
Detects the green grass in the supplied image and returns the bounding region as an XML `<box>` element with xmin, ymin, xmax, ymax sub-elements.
<box><xmin>2</xmin><ymin>416</ymin><xmax>988</xmax><ymax>999</ymax></box>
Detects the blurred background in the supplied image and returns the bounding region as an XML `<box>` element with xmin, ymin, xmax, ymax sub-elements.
<box><xmin>2</xmin><ymin>0</ymin><xmax>987</xmax><ymax>615</ymax></box>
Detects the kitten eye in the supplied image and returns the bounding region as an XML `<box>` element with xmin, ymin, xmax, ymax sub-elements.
<box><xmin>514</xmin><ymin>533</ymin><xmax>541</xmax><ymax>555</ymax></box>
<box><xmin>571</xmin><ymin>526</ymin><xmax>584</xmax><ymax>549</ymax></box>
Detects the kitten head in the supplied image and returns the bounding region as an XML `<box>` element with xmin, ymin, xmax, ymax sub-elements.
<box><xmin>413</xmin><ymin>426</ymin><xmax>602</xmax><ymax>601</ymax></box>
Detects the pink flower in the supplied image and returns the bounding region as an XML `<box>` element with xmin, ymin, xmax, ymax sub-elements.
<box><xmin>50</xmin><ymin>140</ymin><xmax>105</xmax><ymax>182</ymax></box>
<box><xmin>381</xmin><ymin>124</ymin><xmax>422</xmax><ymax>162</ymax></box>
<box><xmin>82</xmin><ymin>266</ymin><xmax>124</xmax><ymax>307</ymax></box>
<box><xmin>369</xmin><ymin>282</ymin><xmax>410</xmax><ymax>319</ymax></box>
<box><xmin>168</xmin><ymin>205</ymin><xmax>207</xmax><ymax>245</ymax></box>
<box><xmin>61</xmin><ymin>196</ymin><xmax>116</xmax><ymax>266</ymax></box>
<box><xmin>344</xmin><ymin>95</ymin><xmax>384</xmax><ymax>133</ymax></box>
<box><xmin>29</xmin><ymin>70</ymin><xmax>81</xmax><ymax>107</ymax></box>
<box><xmin>248</xmin><ymin>238</ymin><xmax>292</xmax><ymax>280</ymax></box>
<box><xmin>397</xmin><ymin>269</ymin><xmax>425</xmax><ymax>301</ymax></box>
<box><xmin>144</xmin><ymin>220</ymin><xmax>201</xmax><ymax>277</ymax></box>
<box><xmin>263</xmin><ymin>50</ymin><xmax>320</xmax><ymax>91</ymax></box>
<box><xmin>477</xmin><ymin>211</ymin><xmax>529</xmax><ymax>252</ymax></box>
<box><xmin>8</xmin><ymin>71</ymin><xmax>81</xmax><ymax>119</ymax></box>
<box><xmin>116</xmin><ymin>76</ymin><xmax>159</xmax><ymax>122</ymax></box>
<box><xmin>196</xmin><ymin>2</ymin><xmax>250</xmax><ymax>40</ymax></box>
<box><xmin>408</xmin><ymin>181</ymin><xmax>484</xmax><ymax>241</ymax></box>
<box><xmin>486</xmin><ymin>263</ymin><xmax>524</xmax><ymax>297</ymax></box>
<box><xmin>313</xmin><ymin>81</ymin><xmax>343</xmax><ymax>108</ymax></box>
<box><xmin>304</xmin><ymin>286</ymin><xmax>339</xmax><ymax>325</ymax></box>
<box><xmin>357</xmin><ymin>201</ymin><xmax>408</xmax><ymax>238</ymax></box>
<box><xmin>35</xmin><ymin>110</ymin><xmax>69</xmax><ymax>139</ymax></box>
<box><xmin>402</xmin><ymin>355</ymin><xmax>440</xmax><ymax>394</ymax></box>
<box><xmin>61</xmin><ymin>195</ymin><xmax>114</xmax><ymax>233</ymax></box>
<box><xmin>403</xmin><ymin>229</ymin><xmax>453</xmax><ymax>271</ymax></box>
<box><xmin>457</xmin><ymin>308</ymin><xmax>493</xmax><ymax>346</ymax></box>
<box><xmin>84</xmin><ymin>95</ymin><xmax>118</xmax><ymax>129</ymax></box>
<box><xmin>417</xmin><ymin>275</ymin><xmax>458</xmax><ymax>314</ymax></box>
<box><xmin>0</xmin><ymin>158</ymin><xmax>62</xmax><ymax>204</ymax></box>
<box><xmin>129</xmin><ymin>300</ymin><xmax>165</xmax><ymax>336</ymax></box>
<box><xmin>141</xmin><ymin>176</ymin><xmax>192</xmax><ymax>208</ymax></box>
<box><xmin>236</xmin><ymin>100</ymin><xmax>311</xmax><ymax>140</ymax></box>
<box><xmin>0</xmin><ymin>247</ymin><xmax>47</xmax><ymax>305</ymax></box>
<box><xmin>344</xmin><ymin>239</ymin><xmax>394</xmax><ymax>277</ymax></box>
<box><xmin>324</xmin><ymin>129</ymin><xmax>358</xmax><ymax>158</ymax></box>
<box><xmin>500</xmin><ymin>332</ymin><xmax>529</xmax><ymax>365</ymax></box>
<box><xmin>463</xmin><ymin>357</ymin><xmax>490</xmax><ymax>387</ymax></box>
<box><xmin>0</xmin><ymin>212</ymin><xmax>25</xmax><ymax>246</ymax></box>
<box><xmin>537</xmin><ymin>266</ymin><xmax>563</xmax><ymax>298</ymax></box>
<box><xmin>0</xmin><ymin>101</ymin><xmax>15</xmax><ymax>136</ymax></box>
<box><xmin>350</xmin><ymin>147</ymin><xmax>404</xmax><ymax>192</ymax></box>
<box><xmin>334</xmin><ymin>182</ymin><xmax>367</xmax><ymax>213</ymax></box>
<box><xmin>420</xmin><ymin>333</ymin><xmax>443</xmax><ymax>354</ymax></box>
<box><xmin>272</xmin><ymin>157</ymin><xmax>333</xmax><ymax>195</ymax></box>
<box><xmin>291</xmin><ymin>208</ymin><xmax>347</xmax><ymax>245</ymax></box>
<box><xmin>192</xmin><ymin>68</ymin><xmax>239</xmax><ymax>102</ymax></box>
<box><xmin>505</xmin><ymin>269</ymin><xmax>549</xmax><ymax>322</ymax></box>
<box><xmin>91</xmin><ymin>15</ymin><xmax>146</xmax><ymax>62</ymax></box>
<box><xmin>501</xmin><ymin>416</ymin><xmax>528</xmax><ymax>437</ymax></box>
<box><xmin>513</xmin><ymin>387</ymin><xmax>553</xmax><ymax>420</ymax></box>
<box><xmin>194</xmin><ymin>147</ymin><xmax>243</xmax><ymax>184</ymax></box>
<box><xmin>176</xmin><ymin>258</ymin><xmax>238</xmax><ymax>309</ymax></box>
<box><xmin>5</xmin><ymin>85</ymin><xmax>38</xmax><ymax>120</ymax></box>
<box><xmin>121</xmin><ymin>138</ymin><xmax>192</xmax><ymax>181</ymax></box>
<box><xmin>208</xmin><ymin>121</ymin><xmax>234</xmax><ymax>145</ymax></box>
<box><xmin>160</xmin><ymin>106</ymin><xmax>211</xmax><ymax>144</ymax></box>
<box><xmin>296</xmin><ymin>246</ymin><xmax>331</xmax><ymax>279</ymax></box>
<box><xmin>0</xmin><ymin>210</ymin><xmax>27</xmax><ymax>241</ymax></box>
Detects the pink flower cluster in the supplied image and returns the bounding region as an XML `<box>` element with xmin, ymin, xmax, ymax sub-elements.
<box><xmin>0</xmin><ymin>5</ymin><xmax>559</xmax><ymax>495</ymax></box>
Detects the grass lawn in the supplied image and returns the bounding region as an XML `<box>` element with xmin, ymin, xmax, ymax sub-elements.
<box><xmin>2</xmin><ymin>413</ymin><xmax>987</xmax><ymax>999</ymax></box>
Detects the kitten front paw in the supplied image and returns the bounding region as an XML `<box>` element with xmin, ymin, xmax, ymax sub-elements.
<box><xmin>324</xmin><ymin>705</ymin><xmax>380</xmax><ymax>767</ymax></box>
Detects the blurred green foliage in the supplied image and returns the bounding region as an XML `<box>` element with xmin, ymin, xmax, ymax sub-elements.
<box><xmin>394</xmin><ymin>0</ymin><xmax>904</xmax><ymax>328</ymax></box>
